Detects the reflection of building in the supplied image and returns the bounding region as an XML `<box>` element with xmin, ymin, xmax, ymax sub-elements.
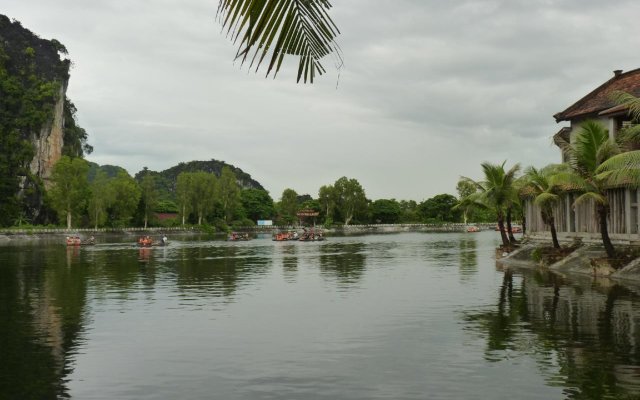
<box><xmin>526</xmin><ymin>69</ymin><xmax>640</xmax><ymax>242</ymax></box>
<box><xmin>522</xmin><ymin>277</ymin><xmax>640</xmax><ymax>396</ymax></box>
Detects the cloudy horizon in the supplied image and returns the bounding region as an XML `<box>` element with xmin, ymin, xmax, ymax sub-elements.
<box><xmin>4</xmin><ymin>0</ymin><xmax>640</xmax><ymax>202</ymax></box>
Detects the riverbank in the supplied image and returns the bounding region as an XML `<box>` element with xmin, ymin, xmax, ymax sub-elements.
<box><xmin>0</xmin><ymin>223</ymin><xmax>500</xmax><ymax>241</ymax></box>
<box><xmin>499</xmin><ymin>239</ymin><xmax>640</xmax><ymax>285</ymax></box>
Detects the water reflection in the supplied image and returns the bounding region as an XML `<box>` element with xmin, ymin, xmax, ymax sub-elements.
<box><xmin>0</xmin><ymin>246</ymin><xmax>88</xmax><ymax>399</ymax></box>
<box><xmin>6</xmin><ymin>234</ymin><xmax>640</xmax><ymax>399</ymax></box>
<box><xmin>465</xmin><ymin>268</ymin><xmax>640</xmax><ymax>399</ymax></box>
<box><xmin>319</xmin><ymin>242</ymin><xmax>366</xmax><ymax>287</ymax></box>
<box><xmin>279</xmin><ymin>244</ymin><xmax>298</xmax><ymax>283</ymax></box>
<box><xmin>458</xmin><ymin>236</ymin><xmax>478</xmax><ymax>281</ymax></box>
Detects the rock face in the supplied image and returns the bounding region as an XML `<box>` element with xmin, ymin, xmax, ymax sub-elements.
<box><xmin>0</xmin><ymin>14</ymin><xmax>76</xmax><ymax>224</ymax></box>
<box><xmin>29</xmin><ymin>84</ymin><xmax>66</xmax><ymax>188</ymax></box>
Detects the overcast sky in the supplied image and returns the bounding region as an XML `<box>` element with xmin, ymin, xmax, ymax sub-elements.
<box><xmin>4</xmin><ymin>0</ymin><xmax>640</xmax><ymax>201</ymax></box>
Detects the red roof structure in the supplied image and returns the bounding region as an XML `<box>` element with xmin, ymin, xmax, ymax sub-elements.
<box><xmin>554</xmin><ymin>68</ymin><xmax>640</xmax><ymax>122</ymax></box>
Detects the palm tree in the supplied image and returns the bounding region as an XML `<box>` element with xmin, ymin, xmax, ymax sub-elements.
<box><xmin>216</xmin><ymin>0</ymin><xmax>342</xmax><ymax>83</ymax></box>
<box><xmin>462</xmin><ymin>161</ymin><xmax>521</xmax><ymax>248</ymax></box>
<box><xmin>552</xmin><ymin>120</ymin><xmax>620</xmax><ymax>259</ymax></box>
<box><xmin>521</xmin><ymin>164</ymin><xmax>569</xmax><ymax>249</ymax></box>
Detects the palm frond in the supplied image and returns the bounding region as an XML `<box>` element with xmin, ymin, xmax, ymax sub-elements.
<box><xmin>617</xmin><ymin>124</ymin><xmax>640</xmax><ymax>150</ymax></box>
<box><xmin>596</xmin><ymin>150</ymin><xmax>640</xmax><ymax>187</ymax></box>
<box><xmin>572</xmin><ymin>120</ymin><xmax>610</xmax><ymax>175</ymax></box>
<box><xmin>573</xmin><ymin>192</ymin><xmax>607</xmax><ymax>207</ymax></box>
<box><xmin>549</xmin><ymin>172</ymin><xmax>588</xmax><ymax>192</ymax></box>
<box><xmin>611</xmin><ymin>90</ymin><xmax>640</xmax><ymax>121</ymax></box>
<box><xmin>217</xmin><ymin>0</ymin><xmax>342</xmax><ymax>83</ymax></box>
<box><xmin>533</xmin><ymin>192</ymin><xmax>560</xmax><ymax>208</ymax></box>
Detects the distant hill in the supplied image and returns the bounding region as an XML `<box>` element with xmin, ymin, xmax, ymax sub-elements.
<box><xmin>87</xmin><ymin>162</ymin><xmax>128</xmax><ymax>181</ymax></box>
<box><xmin>135</xmin><ymin>159</ymin><xmax>265</xmax><ymax>201</ymax></box>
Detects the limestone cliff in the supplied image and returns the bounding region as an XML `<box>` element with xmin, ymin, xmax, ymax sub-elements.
<box><xmin>30</xmin><ymin>83</ymin><xmax>66</xmax><ymax>187</ymax></box>
<box><xmin>0</xmin><ymin>15</ymin><xmax>88</xmax><ymax>225</ymax></box>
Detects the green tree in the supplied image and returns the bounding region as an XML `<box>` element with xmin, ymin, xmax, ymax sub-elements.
<box><xmin>240</xmin><ymin>189</ymin><xmax>275</xmax><ymax>221</ymax></box>
<box><xmin>108</xmin><ymin>171</ymin><xmax>141</xmax><ymax>227</ymax></box>
<box><xmin>218</xmin><ymin>166</ymin><xmax>240</xmax><ymax>222</ymax></box>
<box><xmin>48</xmin><ymin>156</ymin><xmax>89</xmax><ymax>229</ymax></box>
<box><xmin>278</xmin><ymin>188</ymin><xmax>299</xmax><ymax>225</ymax></box>
<box><xmin>418</xmin><ymin>194</ymin><xmax>460</xmax><ymax>223</ymax></box>
<box><xmin>139</xmin><ymin>173</ymin><xmax>158</xmax><ymax>229</ymax></box>
<box><xmin>176</xmin><ymin>172</ymin><xmax>194</xmax><ymax>226</ymax></box>
<box><xmin>463</xmin><ymin>162</ymin><xmax>521</xmax><ymax>248</ymax></box>
<box><xmin>552</xmin><ymin>120</ymin><xmax>621</xmax><ymax>258</ymax></box>
<box><xmin>456</xmin><ymin>178</ymin><xmax>477</xmax><ymax>224</ymax></box>
<box><xmin>398</xmin><ymin>200</ymin><xmax>419</xmax><ymax>223</ymax></box>
<box><xmin>318</xmin><ymin>184</ymin><xmax>336</xmax><ymax>223</ymax></box>
<box><xmin>88</xmin><ymin>169</ymin><xmax>113</xmax><ymax>230</ymax></box>
<box><xmin>190</xmin><ymin>172</ymin><xmax>218</xmax><ymax>225</ymax></box>
<box><xmin>333</xmin><ymin>177</ymin><xmax>367</xmax><ymax>225</ymax></box>
<box><xmin>521</xmin><ymin>164</ymin><xmax>568</xmax><ymax>249</ymax></box>
<box><xmin>370</xmin><ymin>199</ymin><xmax>402</xmax><ymax>224</ymax></box>
<box><xmin>216</xmin><ymin>0</ymin><xmax>342</xmax><ymax>83</ymax></box>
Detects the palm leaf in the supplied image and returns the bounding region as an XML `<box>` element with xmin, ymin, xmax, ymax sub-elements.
<box><xmin>611</xmin><ymin>90</ymin><xmax>640</xmax><ymax>121</ymax></box>
<box><xmin>596</xmin><ymin>150</ymin><xmax>640</xmax><ymax>187</ymax></box>
<box><xmin>217</xmin><ymin>0</ymin><xmax>342</xmax><ymax>83</ymax></box>
<box><xmin>549</xmin><ymin>172</ymin><xmax>588</xmax><ymax>192</ymax></box>
<box><xmin>573</xmin><ymin>192</ymin><xmax>607</xmax><ymax>207</ymax></box>
<box><xmin>533</xmin><ymin>192</ymin><xmax>560</xmax><ymax>208</ymax></box>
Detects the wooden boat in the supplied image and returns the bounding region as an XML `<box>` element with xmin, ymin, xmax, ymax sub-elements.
<box><xmin>466</xmin><ymin>226</ymin><xmax>480</xmax><ymax>233</ymax></box>
<box><xmin>228</xmin><ymin>232</ymin><xmax>251</xmax><ymax>241</ymax></box>
<box><xmin>298</xmin><ymin>229</ymin><xmax>325</xmax><ymax>242</ymax></box>
<box><xmin>66</xmin><ymin>237</ymin><xmax>95</xmax><ymax>246</ymax></box>
<box><xmin>272</xmin><ymin>232</ymin><xmax>299</xmax><ymax>241</ymax></box>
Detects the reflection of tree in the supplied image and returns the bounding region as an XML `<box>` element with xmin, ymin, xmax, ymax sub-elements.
<box><xmin>458</xmin><ymin>236</ymin><xmax>477</xmax><ymax>280</ymax></box>
<box><xmin>319</xmin><ymin>243</ymin><xmax>366</xmax><ymax>286</ymax></box>
<box><xmin>465</xmin><ymin>269</ymin><xmax>640</xmax><ymax>399</ymax></box>
<box><xmin>279</xmin><ymin>244</ymin><xmax>298</xmax><ymax>283</ymax></box>
<box><xmin>174</xmin><ymin>245</ymin><xmax>271</xmax><ymax>298</ymax></box>
<box><xmin>0</xmin><ymin>246</ymin><xmax>89</xmax><ymax>398</ymax></box>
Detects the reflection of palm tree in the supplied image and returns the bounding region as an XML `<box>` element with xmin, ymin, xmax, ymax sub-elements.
<box><xmin>465</xmin><ymin>269</ymin><xmax>640</xmax><ymax>399</ymax></box>
<box><xmin>458</xmin><ymin>236</ymin><xmax>478</xmax><ymax>279</ymax></box>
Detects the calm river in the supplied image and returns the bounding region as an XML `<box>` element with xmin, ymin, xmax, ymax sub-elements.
<box><xmin>2</xmin><ymin>232</ymin><xmax>640</xmax><ymax>399</ymax></box>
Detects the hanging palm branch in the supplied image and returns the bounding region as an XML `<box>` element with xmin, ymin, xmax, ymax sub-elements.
<box><xmin>217</xmin><ymin>0</ymin><xmax>342</xmax><ymax>83</ymax></box>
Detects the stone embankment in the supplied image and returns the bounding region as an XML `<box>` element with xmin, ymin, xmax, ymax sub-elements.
<box><xmin>499</xmin><ymin>240</ymin><xmax>640</xmax><ymax>285</ymax></box>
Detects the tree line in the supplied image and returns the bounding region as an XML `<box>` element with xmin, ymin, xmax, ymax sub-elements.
<box><xmin>18</xmin><ymin>157</ymin><xmax>502</xmax><ymax>230</ymax></box>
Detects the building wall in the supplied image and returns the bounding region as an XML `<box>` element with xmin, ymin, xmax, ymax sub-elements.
<box><xmin>525</xmin><ymin>188</ymin><xmax>640</xmax><ymax>242</ymax></box>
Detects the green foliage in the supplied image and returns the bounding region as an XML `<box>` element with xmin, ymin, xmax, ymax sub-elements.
<box><xmin>240</xmin><ymin>189</ymin><xmax>274</xmax><ymax>221</ymax></box>
<box><xmin>418</xmin><ymin>194</ymin><xmax>461</xmax><ymax>223</ymax></box>
<box><xmin>333</xmin><ymin>177</ymin><xmax>367</xmax><ymax>225</ymax></box>
<box><xmin>62</xmin><ymin>99</ymin><xmax>92</xmax><ymax>157</ymax></box>
<box><xmin>278</xmin><ymin>188</ymin><xmax>299</xmax><ymax>225</ymax></box>
<box><xmin>219</xmin><ymin>166</ymin><xmax>240</xmax><ymax>222</ymax></box>
<box><xmin>107</xmin><ymin>171</ymin><xmax>141</xmax><ymax>227</ymax></box>
<box><xmin>370</xmin><ymin>199</ymin><xmax>402</xmax><ymax>224</ymax></box>
<box><xmin>88</xmin><ymin>169</ymin><xmax>113</xmax><ymax>229</ymax></box>
<box><xmin>155</xmin><ymin>199</ymin><xmax>179</xmax><ymax>213</ymax></box>
<box><xmin>48</xmin><ymin>156</ymin><xmax>90</xmax><ymax>228</ymax></box>
<box><xmin>139</xmin><ymin>173</ymin><xmax>159</xmax><ymax>228</ymax></box>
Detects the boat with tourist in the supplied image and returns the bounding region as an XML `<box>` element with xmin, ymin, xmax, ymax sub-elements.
<box><xmin>137</xmin><ymin>235</ymin><xmax>169</xmax><ymax>247</ymax></box>
<box><xmin>66</xmin><ymin>236</ymin><xmax>95</xmax><ymax>246</ymax></box>
<box><xmin>228</xmin><ymin>232</ymin><xmax>251</xmax><ymax>241</ymax></box>
<box><xmin>272</xmin><ymin>231</ymin><xmax>299</xmax><ymax>241</ymax></box>
<box><xmin>298</xmin><ymin>228</ymin><xmax>325</xmax><ymax>242</ymax></box>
